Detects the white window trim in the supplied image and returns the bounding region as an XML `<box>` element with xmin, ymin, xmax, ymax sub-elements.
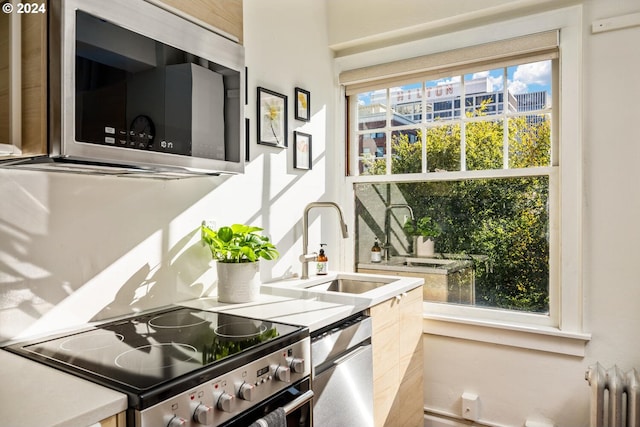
<box><xmin>336</xmin><ymin>5</ymin><xmax>590</xmax><ymax>356</ymax></box>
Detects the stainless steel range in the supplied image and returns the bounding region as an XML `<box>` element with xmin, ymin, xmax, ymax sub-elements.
<box><xmin>5</xmin><ymin>307</ymin><xmax>312</xmax><ymax>426</ymax></box>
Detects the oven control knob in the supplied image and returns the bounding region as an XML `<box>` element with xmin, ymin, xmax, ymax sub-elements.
<box><xmin>192</xmin><ymin>403</ymin><xmax>213</xmax><ymax>425</ymax></box>
<box><xmin>215</xmin><ymin>391</ymin><xmax>236</xmax><ymax>413</ymax></box>
<box><xmin>288</xmin><ymin>357</ymin><xmax>305</xmax><ymax>373</ymax></box>
<box><xmin>166</xmin><ymin>415</ymin><xmax>187</xmax><ymax>427</ymax></box>
<box><xmin>273</xmin><ymin>365</ymin><xmax>291</xmax><ymax>383</ymax></box>
<box><xmin>238</xmin><ymin>382</ymin><xmax>255</xmax><ymax>401</ymax></box>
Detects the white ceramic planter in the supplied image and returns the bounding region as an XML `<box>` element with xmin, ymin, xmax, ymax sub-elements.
<box><xmin>414</xmin><ymin>237</ymin><xmax>435</xmax><ymax>257</ymax></box>
<box><xmin>216</xmin><ymin>261</ymin><xmax>260</xmax><ymax>303</ymax></box>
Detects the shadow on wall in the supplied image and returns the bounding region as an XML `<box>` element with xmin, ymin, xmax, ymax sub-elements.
<box><xmin>95</xmin><ymin>227</ymin><xmax>214</xmax><ymax>321</ymax></box>
<box><xmin>0</xmin><ymin>102</ymin><xmax>330</xmax><ymax>343</ymax></box>
<box><xmin>0</xmin><ymin>171</ymin><xmax>220</xmax><ymax>342</ymax></box>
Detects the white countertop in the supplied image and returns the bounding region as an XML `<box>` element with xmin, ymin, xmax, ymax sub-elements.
<box><xmin>261</xmin><ymin>271</ymin><xmax>424</xmax><ymax>310</ymax></box>
<box><xmin>179</xmin><ymin>293</ymin><xmax>359</xmax><ymax>332</ymax></box>
<box><xmin>181</xmin><ymin>272</ymin><xmax>423</xmax><ymax>331</ymax></box>
<box><xmin>0</xmin><ymin>349</ymin><xmax>127</xmax><ymax>427</ymax></box>
<box><xmin>0</xmin><ymin>271</ymin><xmax>423</xmax><ymax>427</ymax></box>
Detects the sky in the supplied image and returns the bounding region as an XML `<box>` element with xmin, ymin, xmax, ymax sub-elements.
<box><xmin>359</xmin><ymin>60</ymin><xmax>552</xmax><ymax>105</ymax></box>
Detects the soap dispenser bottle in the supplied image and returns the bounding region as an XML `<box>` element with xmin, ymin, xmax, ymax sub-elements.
<box><xmin>316</xmin><ymin>244</ymin><xmax>328</xmax><ymax>275</ymax></box>
<box><xmin>371</xmin><ymin>238</ymin><xmax>382</xmax><ymax>263</ymax></box>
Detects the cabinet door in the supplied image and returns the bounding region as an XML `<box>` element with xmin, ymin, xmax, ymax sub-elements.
<box><xmin>0</xmin><ymin>10</ymin><xmax>47</xmax><ymax>159</ymax></box>
<box><xmin>398</xmin><ymin>287</ymin><xmax>424</xmax><ymax>426</ymax></box>
<box><xmin>21</xmin><ymin>12</ymin><xmax>47</xmax><ymax>155</ymax></box>
<box><xmin>98</xmin><ymin>412</ymin><xmax>126</xmax><ymax>427</ymax></box>
<box><xmin>369</xmin><ymin>296</ymin><xmax>400</xmax><ymax>427</ymax></box>
<box><xmin>0</xmin><ymin>11</ymin><xmax>9</xmax><ymax>147</ymax></box>
<box><xmin>369</xmin><ymin>288</ymin><xmax>424</xmax><ymax>427</ymax></box>
<box><xmin>156</xmin><ymin>0</ymin><xmax>243</xmax><ymax>43</ymax></box>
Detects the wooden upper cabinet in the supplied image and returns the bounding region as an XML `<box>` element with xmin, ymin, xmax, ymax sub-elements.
<box><xmin>0</xmin><ymin>8</ymin><xmax>47</xmax><ymax>159</ymax></box>
<box><xmin>0</xmin><ymin>11</ymin><xmax>9</xmax><ymax>148</ymax></box>
<box><xmin>156</xmin><ymin>0</ymin><xmax>243</xmax><ymax>44</ymax></box>
<box><xmin>20</xmin><ymin>11</ymin><xmax>47</xmax><ymax>156</ymax></box>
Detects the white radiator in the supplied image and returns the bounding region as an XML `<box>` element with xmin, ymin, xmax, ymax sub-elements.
<box><xmin>586</xmin><ymin>363</ymin><xmax>640</xmax><ymax>427</ymax></box>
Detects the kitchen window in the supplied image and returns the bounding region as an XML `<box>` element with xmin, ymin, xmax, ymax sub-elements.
<box><xmin>338</xmin><ymin>8</ymin><xmax>589</xmax><ymax>355</ymax></box>
<box><xmin>352</xmin><ymin>55</ymin><xmax>555</xmax><ymax>316</ymax></box>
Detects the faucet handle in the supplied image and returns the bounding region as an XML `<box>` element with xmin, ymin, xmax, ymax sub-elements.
<box><xmin>299</xmin><ymin>252</ymin><xmax>318</xmax><ymax>262</ymax></box>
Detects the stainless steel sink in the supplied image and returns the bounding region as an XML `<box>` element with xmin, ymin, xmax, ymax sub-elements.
<box><xmin>263</xmin><ymin>273</ymin><xmax>419</xmax><ymax>305</ymax></box>
<box><xmin>308</xmin><ymin>277</ymin><xmax>395</xmax><ymax>294</ymax></box>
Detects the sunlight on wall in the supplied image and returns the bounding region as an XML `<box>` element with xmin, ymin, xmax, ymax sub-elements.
<box><xmin>0</xmin><ymin>173</ymin><xmax>51</xmax><ymax>285</ymax></box>
<box><xmin>0</xmin><ymin>0</ymin><xmax>337</xmax><ymax>343</ymax></box>
<box><xmin>15</xmin><ymin>229</ymin><xmax>166</xmax><ymax>338</ymax></box>
<box><xmin>0</xmin><ymin>172</ymin><xmax>54</xmax><ymax>340</ymax></box>
<box><xmin>0</xmin><ymin>103</ymin><xmax>333</xmax><ymax>343</ymax></box>
<box><xmin>269</xmin><ymin>105</ymin><xmax>328</xmax><ymax>278</ymax></box>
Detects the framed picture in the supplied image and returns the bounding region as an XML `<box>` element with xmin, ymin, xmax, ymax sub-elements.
<box><xmin>257</xmin><ymin>87</ymin><xmax>288</xmax><ymax>147</ymax></box>
<box><xmin>244</xmin><ymin>67</ymin><xmax>248</xmax><ymax>106</ymax></box>
<box><xmin>245</xmin><ymin>118</ymin><xmax>250</xmax><ymax>161</ymax></box>
<box><xmin>294</xmin><ymin>131</ymin><xmax>312</xmax><ymax>170</ymax></box>
<box><xmin>294</xmin><ymin>87</ymin><xmax>310</xmax><ymax>122</ymax></box>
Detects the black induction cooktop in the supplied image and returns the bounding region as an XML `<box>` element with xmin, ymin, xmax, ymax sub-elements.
<box><xmin>4</xmin><ymin>307</ymin><xmax>306</xmax><ymax>404</ymax></box>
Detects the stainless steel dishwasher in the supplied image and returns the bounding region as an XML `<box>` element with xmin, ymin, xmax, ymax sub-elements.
<box><xmin>311</xmin><ymin>312</ymin><xmax>374</xmax><ymax>427</ymax></box>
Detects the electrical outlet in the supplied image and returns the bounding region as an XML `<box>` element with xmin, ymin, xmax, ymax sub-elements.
<box><xmin>461</xmin><ymin>392</ymin><xmax>479</xmax><ymax>421</ymax></box>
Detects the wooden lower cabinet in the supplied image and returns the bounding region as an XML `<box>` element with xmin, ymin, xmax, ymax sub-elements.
<box><xmin>98</xmin><ymin>412</ymin><xmax>126</xmax><ymax>427</ymax></box>
<box><xmin>367</xmin><ymin>287</ymin><xmax>423</xmax><ymax>427</ymax></box>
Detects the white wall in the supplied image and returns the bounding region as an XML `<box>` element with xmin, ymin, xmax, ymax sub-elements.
<box><xmin>329</xmin><ymin>0</ymin><xmax>640</xmax><ymax>426</ymax></box>
<box><xmin>326</xmin><ymin>0</ymin><xmax>582</xmax><ymax>54</ymax></box>
<box><xmin>0</xmin><ymin>0</ymin><xmax>338</xmax><ymax>342</ymax></box>
<box><xmin>326</xmin><ymin>0</ymin><xmax>512</xmax><ymax>50</ymax></box>
<box><xmin>2</xmin><ymin>0</ymin><xmax>639</xmax><ymax>425</ymax></box>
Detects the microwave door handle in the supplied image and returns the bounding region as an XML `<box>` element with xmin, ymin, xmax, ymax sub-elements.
<box><xmin>283</xmin><ymin>390</ymin><xmax>314</xmax><ymax>415</ymax></box>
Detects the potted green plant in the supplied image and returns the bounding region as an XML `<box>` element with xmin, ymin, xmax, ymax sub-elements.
<box><xmin>201</xmin><ymin>223</ymin><xmax>279</xmax><ymax>303</ymax></box>
<box><xmin>403</xmin><ymin>216</ymin><xmax>442</xmax><ymax>257</ymax></box>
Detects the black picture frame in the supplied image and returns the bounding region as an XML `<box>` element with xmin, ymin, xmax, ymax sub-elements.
<box><xmin>245</xmin><ymin>118</ymin><xmax>250</xmax><ymax>161</ymax></box>
<box><xmin>257</xmin><ymin>87</ymin><xmax>288</xmax><ymax>148</ymax></box>
<box><xmin>294</xmin><ymin>87</ymin><xmax>310</xmax><ymax>122</ymax></box>
<box><xmin>293</xmin><ymin>131</ymin><xmax>312</xmax><ymax>170</ymax></box>
<box><xmin>244</xmin><ymin>67</ymin><xmax>248</xmax><ymax>106</ymax></box>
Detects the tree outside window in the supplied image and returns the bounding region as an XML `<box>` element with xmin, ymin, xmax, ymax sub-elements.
<box><xmin>352</xmin><ymin>60</ymin><xmax>553</xmax><ymax>314</ymax></box>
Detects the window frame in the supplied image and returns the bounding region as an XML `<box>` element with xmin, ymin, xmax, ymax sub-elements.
<box><xmin>336</xmin><ymin>5</ymin><xmax>590</xmax><ymax>355</ymax></box>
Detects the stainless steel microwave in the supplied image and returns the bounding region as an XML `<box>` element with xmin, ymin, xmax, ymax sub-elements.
<box><xmin>14</xmin><ymin>0</ymin><xmax>245</xmax><ymax>177</ymax></box>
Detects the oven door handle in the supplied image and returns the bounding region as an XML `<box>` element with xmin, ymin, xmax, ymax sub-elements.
<box><xmin>283</xmin><ymin>390</ymin><xmax>314</xmax><ymax>415</ymax></box>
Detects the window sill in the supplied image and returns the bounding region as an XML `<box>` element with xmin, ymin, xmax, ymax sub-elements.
<box><xmin>422</xmin><ymin>312</ymin><xmax>591</xmax><ymax>356</ymax></box>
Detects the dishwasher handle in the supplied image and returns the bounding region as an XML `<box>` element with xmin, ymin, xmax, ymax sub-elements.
<box><xmin>311</xmin><ymin>315</ymin><xmax>372</xmax><ymax>367</ymax></box>
<box><xmin>315</xmin><ymin>342</ymin><xmax>371</xmax><ymax>376</ymax></box>
<box><xmin>331</xmin><ymin>343</ymin><xmax>371</xmax><ymax>365</ymax></box>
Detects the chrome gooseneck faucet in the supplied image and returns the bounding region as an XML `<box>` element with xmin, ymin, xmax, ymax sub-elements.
<box><xmin>384</xmin><ymin>204</ymin><xmax>415</xmax><ymax>261</ymax></box>
<box><xmin>299</xmin><ymin>202</ymin><xmax>349</xmax><ymax>279</ymax></box>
